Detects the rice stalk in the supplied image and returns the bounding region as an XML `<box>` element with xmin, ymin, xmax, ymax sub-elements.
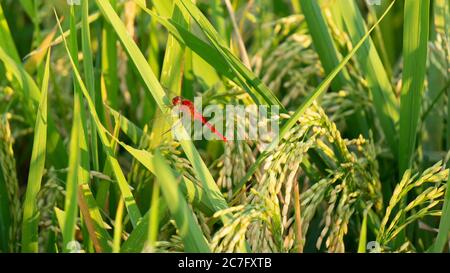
<box><xmin>0</xmin><ymin>114</ymin><xmax>20</xmax><ymax>252</ymax></box>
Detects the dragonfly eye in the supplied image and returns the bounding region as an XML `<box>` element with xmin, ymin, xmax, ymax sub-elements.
<box><xmin>172</xmin><ymin>96</ymin><xmax>182</xmax><ymax>106</ymax></box>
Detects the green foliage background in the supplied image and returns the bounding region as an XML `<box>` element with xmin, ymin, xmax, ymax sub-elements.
<box><xmin>0</xmin><ymin>0</ymin><xmax>449</xmax><ymax>253</ymax></box>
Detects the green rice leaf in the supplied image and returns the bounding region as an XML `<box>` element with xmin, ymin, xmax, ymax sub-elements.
<box><xmin>299</xmin><ymin>0</ymin><xmax>349</xmax><ymax>90</ymax></box>
<box><xmin>175</xmin><ymin>0</ymin><xmax>284</xmax><ymax>110</ymax></box>
<box><xmin>0</xmin><ymin>39</ymin><xmax>67</xmax><ymax>170</ymax></box>
<box><xmin>105</xmin><ymin>133</ymin><xmax>215</xmax><ymax>215</ymax></box>
<box><xmin>55</xmin><ymin>12</ymin><xmax>142</xmax><ymax>227</ymax></box>
<box><xmin>101</xmin><ymin>0</ymin><xmax>119</xmax><ymax>109</ymax></box>
<box><xmin>151</xmin><ymin>149</ymin><xmax>210</xmax><ymax>252</ymax></box>
<box><xmin>335</xmin><ymin>0</ymin><xmax>399</xmax><ymax>154</ymax></box>
<box><xmin>120</xmin><ymin>202</ymin><xmax>168</xmax><ymax>253</ymax></box>
<box><xmin>81</xmin><ymin>0</ymin><xmax>100</xmax><ymax>177</ymax></box>
<box><xmin>399</xmin><ymin>0</ymin><xmax>430</xmax><ymax>174</ymax></box>
<box><xmin>20</xmin><ymin>49</ymin><xmax>51</xmax><ymax>253</ymax></box>
<box><xmin>62</xmin><ymin>90</ymin><xmax>81</xmax><ymax>252</ymax></box>
<box><xmin>150</xmin><ymin>0</ymin><xmax>188</xmax><ymax>147</ymax></box>
<box><xmin>358</xmin><ymin>211</ymin><xmax>368</xmax><ymax>253</ymax></box>
<box><xmin>0</xmin><ymin>3</ymin><xmax>21</xmax><ymax>62</ymax></box>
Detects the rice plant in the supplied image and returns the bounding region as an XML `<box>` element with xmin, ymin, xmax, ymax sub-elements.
<box><xmin>0</xmin><ymin>0</ymin><xmax>449</xmax><ymax>253</ymax></box>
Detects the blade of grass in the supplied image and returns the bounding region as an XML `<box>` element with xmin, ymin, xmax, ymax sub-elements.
<box><xmin>397</xmin><ymin>0</ymin><xmax>430</xmax><ymax>246</ymax></box>
<box><xmin>175</xmin><ymin>0</ymin><xmax>284</xmax><ymax>109</ymax></box>
<box><xmin>62</xmin><ymin>88</ymin><xmax>81</xmax><ymax>252</ymax></box>
<box><xmin>112</xmin><ymin>198</ymin><xmax>125</xmax><ymax>253</ymax></box>
<box><xmin>18</xmin><ymin>0</ymin><xmax>36</xmax><ymax>23</ymax></box>
<box><xmin>357</xmin><ymin>211</ymin><xmax>368</xmax><ymax>253</ymax></box>
<box><xmin>374</xmin><ymin>0</ymin><xmax>403</xmax><ymax>69</ymax></box>
<box><xmin>208</xmin><ymin>0</ymin><xmax>228</xmax><ymax>40</ymax></box>
<box><xmin>300</xmin><ymin>0</ymin><xmax>370</xmax><ymax>137</ymax></box>
<box><xmin>78</xmin><ymin>183</ymin><xmax>113</xmax><ymax>252</ymax></box>
<box><xmin>146</xmin><ymin>181</ymin><xmax>160</xmax><ymax>251</ymax></box>
<box><xmin>150</xmin><ymin>1</ymin><xmax>188</xmax><ymax>147</ymax></box>
<box><xmin>0</xmin><ymin>46</ymin><xmax>68</xmax><ymax>170</ymax></box>
<box><xmin>151</xmin><ymin>149</ymin><xmax>210</xmax><ymax>252</ymax></box>
<box><xmin>82</xmin><ymin>0</ymin><xmax>100</xmax><ymax>180</ymax></box>
<box><xmin>299</xmin><ymin>0</ymin><xmax>350</xmax><ymax>91</ymax></box>
<box><xmin>147</xmin><ymin>8</ymin><xmax>161</xmax><ymax>79</ymax></box>
<box><xmin>0</xmin><ymin>3</ymin><xmax>21</xmax><ymax>62</ymax></box>
<box><xmin>20</xmin><ymin>49</ymin><xmax>50</xmax><ymax>253</ymax></box>
<box><xmin>55</xmin><ymin>11</ymin><xmax>142</xmax><ymax>227</ymax></box>
<box><xmin>151</xmin><ymin>0</ymin><xmax>172</xmax><ymax>16</ymax></box>
<box><xmin>120</xmin><ymin>201</ymin><xmax>168</xmax><ymax>253</ymax></box>
<box><xmin>95</xmin><ymin>115</ymin><xmax>121</xmax><ymax>210</ymax></box>
<box><xmin>101</xmin><ymin>0</ymin><xmax>119</xmax><ymax>109</ymax></box>
<box><xmin>107</xmin><ymin>104</ymin><xmax>147</xmax><ymax>144</ymax></box>
<box><xmin>335</xmin><ymin>0</ymin><xmax>399</xmax><ymax>154</ymax></box>
<box><xmin>433</xmin><ymin>0</ymin><xmax>450</xmax><ymax>253</ymax></box>
<box><xmin>77</xmin><ymin>185</ymin><xmax>103</xmax><ymax>253</ymax></box>
<box><xmin>366</xmin><ymin>3</ymin><xmax>393</xmax><ymax>79</ymax></box>
<box><xmin>398</xmin><ymin>0</ymin><xmax>430</xmax><ymax>175</ymax></box>
<box><xmin>68</xmin><ymin>5</ymin><xmax>93</xmax><ymax>250</ymax></box>
<box><xmin>96</xmin><ymin>0</ymin><xmax>166</xmax><ymax>109</ymax></box>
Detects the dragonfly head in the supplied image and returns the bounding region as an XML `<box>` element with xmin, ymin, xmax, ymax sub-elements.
<box><xmin>172</xmin><ymin>96</ymin><xmax>182</xmax><ymax>106</ymax></box>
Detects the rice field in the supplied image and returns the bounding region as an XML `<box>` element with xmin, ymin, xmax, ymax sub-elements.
<box><xmin>0</xmin><ymin>0</ymin><xmax>449</xmax><ymax>253</ymax></box>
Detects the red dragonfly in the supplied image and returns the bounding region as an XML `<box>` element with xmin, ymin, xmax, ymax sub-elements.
<box><xmin>170</xmin><ymin>96</ymin><xmax>228</xmax><ymax>143</ymax></box>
